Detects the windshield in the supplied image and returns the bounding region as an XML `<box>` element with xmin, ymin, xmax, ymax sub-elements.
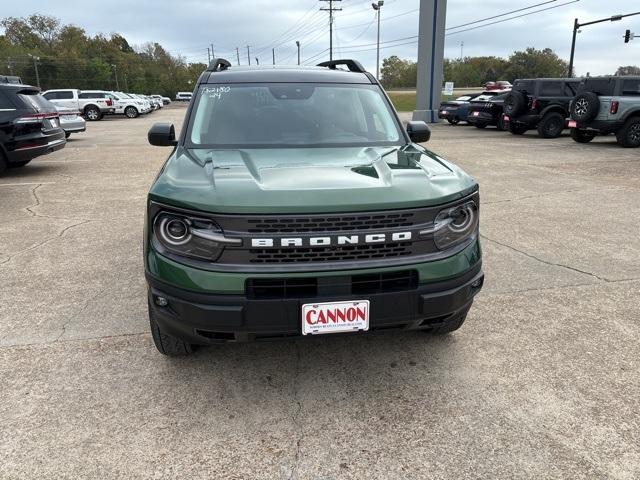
<box><xmin>188</xmin><ymin>83</ymin><xmax>403</xmax><ymax>148</ymax></box>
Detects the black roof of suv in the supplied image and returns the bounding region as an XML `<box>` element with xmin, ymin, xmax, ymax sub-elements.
<box><xmin>196</xmin><ymin>59</ymin><xmax>376</xmax><ymax>85</ymax></box>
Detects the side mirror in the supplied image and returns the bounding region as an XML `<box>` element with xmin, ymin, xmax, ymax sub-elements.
<box><xmin>406</xmin><ymin>121</ymin><xmax>431</xmax><ymax>143</ymax></box>
<box><xmin>148</xmin><ymin>122</ymin><xmax>177</xmax><ymax>146</ymax></box>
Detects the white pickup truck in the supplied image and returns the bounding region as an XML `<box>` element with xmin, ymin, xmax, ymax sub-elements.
<box><xmin>42</xmin><ymin>89</ymin><xmax>115</xmax><ymax>121</ymax></box>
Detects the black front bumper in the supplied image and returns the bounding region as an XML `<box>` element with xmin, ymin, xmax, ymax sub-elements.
<box><xmin>146</xmin><ymin>264</ymin><xmax>484</xmax><ymax>344</ymax></box>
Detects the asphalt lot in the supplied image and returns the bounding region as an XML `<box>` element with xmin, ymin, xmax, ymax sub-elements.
<box><xmin>1</xmin><ymin>105</ymin><xmax>639</xmax><ymax>479</ymax></box>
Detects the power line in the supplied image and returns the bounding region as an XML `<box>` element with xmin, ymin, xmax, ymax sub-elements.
<box><xmin>446</xmin><ymin>0</ymin><xmax>580</xmax><ymax>36</ymax></box>
<box><xmin>446</xmin><ymin>0</ymin><xmax>559</xmax><ymax>31</ymax></box>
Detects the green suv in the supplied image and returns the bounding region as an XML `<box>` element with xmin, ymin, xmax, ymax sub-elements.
<box><xmin>568</xmin><ymin>76</ymin><xmax>640</xmax><ymax>147</ymax></box>
<box><xmin>145</xmin><ymin>58</ymin><xmax>484</xmax><ymax>356</ymax></box>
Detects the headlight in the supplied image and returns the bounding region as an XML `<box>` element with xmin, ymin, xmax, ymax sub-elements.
<box><xmin>428</xmin><ymin>201</ymin><xmax>478</xmax><ymax>250</ymax></box>
<box><xmin>153</xmin><ymin>212</ymin><xmax>239</xmax><ymax>261</ymax></box>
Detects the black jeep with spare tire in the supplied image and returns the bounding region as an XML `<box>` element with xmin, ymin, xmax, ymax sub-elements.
<box><xmin>502</xmin><ymin>78</ymin><xmax>581</xmax><ymax>138</ymax></box>
<box><xmin>568</xmin><ymin>76</ymin><xmax>640</xmax><ymax>147</ymax></box>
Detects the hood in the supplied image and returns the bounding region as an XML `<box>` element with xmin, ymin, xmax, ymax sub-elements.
<box><xmin>149</xmin><ymin>145</ymin><xmax>477</xmax><ymax>214</ymax></box>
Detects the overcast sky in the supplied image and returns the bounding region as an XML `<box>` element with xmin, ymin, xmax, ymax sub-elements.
<box><xmin>2</xmin><ymin>0</ymin><xmax>639</xmax><ymax>76</ymax></box>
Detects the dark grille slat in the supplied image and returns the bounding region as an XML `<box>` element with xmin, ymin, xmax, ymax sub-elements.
<box><xmin>245</xmin><ymin>212</ymin><xmax>416</xmax><ymax>234</ymax></box>
<box><xmin>246</xmin><ymin>270</ymin><xmax>418</xmax><ymax>300</ymax></box>
<box><xmin>249</xmin><ymin>242</ymin><xmax>412</xmax><ymax>263</ymax></box>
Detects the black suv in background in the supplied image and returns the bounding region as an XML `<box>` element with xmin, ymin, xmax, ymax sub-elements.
<box><xmin>569</xmin><ymin>76</ymin><xmax>640</xmax><ymax>147</ymax></box>
<box><xmin>0</xmin><ymin>83</ymin><xmax>66</xmax><ymax>174</ymax></box>
<box><xmin>503</xmin><ymin>78</ymin><xmax>581</xmax><ymax>138</ymax></box>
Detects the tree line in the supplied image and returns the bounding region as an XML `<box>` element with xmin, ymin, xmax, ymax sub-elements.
<box><xmin>0</xmin><ymin>14</ymin><xmax>205</xmax><ymax>96</ymax></box>
<box><xmin>381</xmin><ymin>47</ymin><xmax>639</xmax><ymax>89</ymax></box>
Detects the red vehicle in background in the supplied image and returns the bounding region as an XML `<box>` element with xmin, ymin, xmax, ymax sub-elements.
<box><xmin>484</xmin><ymin>81</ymin><xmax>512</xmax><ymax>91</ymax></box>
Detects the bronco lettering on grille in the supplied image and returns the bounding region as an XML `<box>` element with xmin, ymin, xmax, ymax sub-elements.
<box><xmin>251</xmin><ymin>232</ymin><xmax>412</xmax><ymax>248</ymax></box>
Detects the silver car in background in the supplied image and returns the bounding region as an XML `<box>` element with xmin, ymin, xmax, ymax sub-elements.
<box><xmin>55</xmin><ymin>106</ymin><xmax>86</xmax><ymax>138</ymax></box>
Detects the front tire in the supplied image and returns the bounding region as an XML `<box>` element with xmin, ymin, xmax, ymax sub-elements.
<box><xmin>537</xmin><ymin>112</ymin><xmax>565</xmax><ymax>138</ymax></box>
<box><xmin>84</xmin><ymin>105</ymin><xmax>102</xmax><ymax>121</ymax></box>
<box><xmin>616</xmin><ymin>117</ymin><xmax>640</xmax><ymax>148</ymax></box>
<box><xmin>125</xmin><ymin>106</ymin><xmax>139</xmax><ymax>119</ymax></box>
<box><xmin>149</xmin><ymin>307</ymin><xmax>195</xmax><ymax>356</ymax></box>
<box><xmin>0</xmin><ymin>152</ymin><xmax>7</xmax><ymax>175</ymax></box>
<box><xmin>65</xmin><ymin>132</ymin><xmax>71</xmax><ymax>139</ymax></box>
<box><xmin>447</xmin><ymin>118</ymin><xmax>459</xmax><ymax>125</ymax></box>
<box><xmin>570</xmin><ymin>128</ymin><xmax>596</xmax><ymax>143</ymax></box>
<box><xmin>474</xmin><ymin>122</ymin><xmax>487</xmax><ymax>129</ymax></box>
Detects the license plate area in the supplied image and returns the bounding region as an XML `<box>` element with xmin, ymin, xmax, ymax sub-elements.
<box><xmin>302</xmin><ymin>300</ymin><xmax>369</xmax><ymax>335</ymax></box>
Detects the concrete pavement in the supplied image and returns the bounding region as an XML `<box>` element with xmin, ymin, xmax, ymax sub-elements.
<box><xmin>1</xmin><ymin>106</ymin><xmax>639</xmax><ymax>479</ymax></box>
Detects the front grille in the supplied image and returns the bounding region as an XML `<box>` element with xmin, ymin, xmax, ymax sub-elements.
<box><xmin>246</xmin><ymin>270</ymin><xmax>418</xmax><ymax>299</ymax></box>
<box><xmin>249</xmin><ymin>241</ymin><xmax>412</xmax><ymax>263</ymax></box>
<box><xmin>246</xmin><ymin>212</ymin><xmax>416</xmax><ymax>234</ymax></box>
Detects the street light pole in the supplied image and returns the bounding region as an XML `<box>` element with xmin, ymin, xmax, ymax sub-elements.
<box><xmin>296</xmin><ymin>41</ymin><xmax>301</xmax><ymax>65</ymax></box>
<box><xmin>372</xmin><ymin>1</ymin><xmax>384</xmax><ymax>79</ymax></box>
<box><xmin>111</xmin><ymin>64</ymin><xmax>119</xmax><ymax>90</ymax></box>
<box><xmin>28</xmin><ymin>54</ymin><xmax>40</xmax><ymax>88</ymax></box>
<box><xmin>568</xmin><ymin>11</ymin><xmax>640</xmax><ymax>77</ymax></box>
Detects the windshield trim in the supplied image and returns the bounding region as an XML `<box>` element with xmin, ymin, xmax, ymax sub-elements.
<box><xmin>182</xmin><ymin>82</ymin><xmax>409</xmax><ymax>150</ymax></box>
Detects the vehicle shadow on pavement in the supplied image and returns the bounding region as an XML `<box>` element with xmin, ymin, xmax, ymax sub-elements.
<box><xmin>153</xmin><ymin>330</ymin><xmax>463</xmax><ymax>395</ymax></box>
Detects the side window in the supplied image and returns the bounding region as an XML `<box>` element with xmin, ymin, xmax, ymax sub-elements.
<box><xmin>539</xmin><ymin>82</ymin><xmax>563</xmax><ymax>96</ymax></box>
<box><xmin>0</xmin><ymin>91</ymin><xmax>14</xmax><ymax>109</ymax></box>
<box><xmin>56</xmin><ymin>91</ymin><xmax>74</xmax><ymax>100</ymax></box>
<box><xmin>43</xmin><ymin>91</ymin><xmax>57</xmax><ymax>100</ymax></box>
<box><xmin>622</xmin><ymin>79</ymin><xmax>640</xmax><ymax>96</ymax></box>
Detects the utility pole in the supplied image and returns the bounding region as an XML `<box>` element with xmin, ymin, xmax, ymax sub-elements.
<box><xmin>28</xmin><ymin>54</ymin><xmax>40</xmax><ymax>88</ymax></box>
<box><xmin>111</xmin><ymin>64</ymin><xmax>120</xmax><ymax>90</ymax></box>
<box><xmin>207</xmin><ymin>47</ymin><xmax>211</xmax><ymax>64</ymax></box>
<box><xmin>460</xmin><ymin>41</ymin><xmax>464</xmax><ymax>60</ymax></box>
<box><xmin>211</xmin><ymin>44</ymin><xmax>215</xmax><ymax>58</ymax></box>
<box><xmin>256</xmin><ymin>57</ymin><xmax>260</xmax><ymax>65</ymax></box>
<box><xmin>372</xmin><ymin>1</ymin><xmax>384</xmax><ymax>79</ymax></box>
<box><xmin>272</xmin><ymin>48</ymin><xmax>276</xmax><ymax>65</ymax></box>
<box><xmin>320</xmin><ymin>0</ymin><xmax>342</xmax><ymax>61</ymax></box>
<box><xmin>568</xmin><ymin>11</ymin><xmax>640</xmax><ymax>77</ymax></box>
<box><xmin>296</xmin><ymin>41</ymin><xmax>301</xmax><ymax>65</ymax></box>
<box><xmin>246</xmin><ymin>46</ymin><xmax>251</xmax><ymax>65</ymax></box>
<box><xmin>236</xmin><ymin>47</ymin><xmax>241</xmax><ymax>65</ymax></box>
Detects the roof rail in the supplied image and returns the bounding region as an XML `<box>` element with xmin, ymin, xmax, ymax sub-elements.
<box><xmin>207</xmin><ymin>58</ymin><xmax>232</xmax><ymax>72</ymax></box>
<box><xmin>317</xmin><ymin>59</ymin><xmax>366</xmax><ymax>73</ymax></box>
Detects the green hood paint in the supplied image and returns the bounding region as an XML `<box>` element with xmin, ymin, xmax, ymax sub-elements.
<box><xmin>149</xmin><ymin>144</ymin><xmax>477</xmax><ymax>214</ymax></box>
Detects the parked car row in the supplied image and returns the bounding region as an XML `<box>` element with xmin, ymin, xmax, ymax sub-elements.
<box><xmin>439</xmin><ymin>88</ymin><xmax>511</xmax><ymax>129</ymax></box>
<box><xmin>441</xmin><ymin>76</ymin><xmax>640</xmax><ymax>148</ymax></box>
<box><xmin>42</xmin><ymin>89</ymin><xmax>171</xmax><ymax>121</ymax></box>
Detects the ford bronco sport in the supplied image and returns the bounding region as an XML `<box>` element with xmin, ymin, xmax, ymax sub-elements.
<box><xmin>568</xmin><ymin>76</ymin><xmax>640</xmax><ymax>147</ymax></box>
<box><xmin>145</xmin><ymin>59</ymin><xmax>484</xmax><ymax>356</ymax></box>
<box><xmin>503</xmin><ymin>78</ymin><xmax>581</xmax><ymax>138</ymax></box>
